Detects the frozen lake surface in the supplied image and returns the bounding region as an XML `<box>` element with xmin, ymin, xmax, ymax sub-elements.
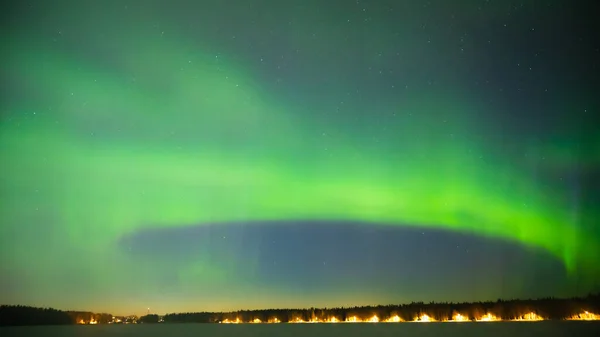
<box><xmin>2</xmin><ymin>321</ymin><xmax>600</xmax><ymax>337</ymax></box>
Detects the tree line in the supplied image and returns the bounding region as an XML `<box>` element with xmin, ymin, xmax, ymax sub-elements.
<box><xmin>161</xmin><ymin>293</ymin><xmax>600</xmax><ymax>323</ymax></box>
<box><xmin>0</xmin><ymin>305</ymin><xmax>114</xmax><ymax>326</ymax></box>
<box><xmin>0</xmin><ymin>305</ymin><xmax>72</xmax><ymax>326</ymax></box>
<box><xmin>2</xmin><ymin>293</ymin><xmax>599</xmax><ymax>326</ymax></box>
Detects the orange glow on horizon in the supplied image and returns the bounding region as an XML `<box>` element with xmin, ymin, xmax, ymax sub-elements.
<box><xmin>385</xmin><ymin>315</ymin><xmax>402</xmax><ymax>322</ymax></box>
<box><xmin>415</xmin><ymin>314</ymin><xmax>433</xmax><ymax>322</ymax></box>
<box><xmin>513</xmin><ymin>312</ymin><xmax>543</xmax><ymax>321</ymax></box>
<box><xmin>452</xmin><ymin>313</ymin><xmax>468</xmax><ymax>322</ymax></box>
<box><xmin>70</xmin><ymin>309</ymin><xmax>600</xmax><ymax>324</ymax></box>
<box><xmin>161</xmin><ymin>309</ymin><xmax>597</xmax><ymax>324</ymax></box>
<box><xmin>477</xmin><ymin>313</ymin><xmax>500</xmax><ymax>322</ymax></box>
<box><xmin>345</xmin><ymin>316</ymin><xmax>359</xmax><ymax>322</ymax></box>
<box><xmin>366</xmin><ymin>315</ymin><xmax>379</xmax><ymax>323</ymax></box>
<box><xmin>77</xmin><ymin>318</ymin><xmax>98</xmax><ymax>325</ymax></box>
<box><xmin>568</xmin><ymin>311</ymin><xmax>600</xmax><ymax>321</ymax></box>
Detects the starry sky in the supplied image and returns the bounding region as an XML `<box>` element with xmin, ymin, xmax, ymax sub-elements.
<box><xmin>1</xmin><ymin>0</ymin><xmax>599</xmax><ymax>315</ymax></box>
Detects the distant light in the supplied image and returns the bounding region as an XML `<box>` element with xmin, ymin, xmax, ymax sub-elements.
<box><xmin>452</xmin><ymin>313</ymin><xmax>467</xmax><ymax>322</ymax></box>
<box><xmin>367</xmin><ymin>315</ymin><xmax>379</xmax><ymax>322</ymax></box>
<box><xmin>512</xmin><ymin>312</ymin><xmax>542</xmax><ymax>321</ymax></box>
<box><xmin>385</xmin><ymin>315</ymin><xmax>402</xmax><ymax>322</ymax></box>
<box><xmin>568</xmin><ymin>311</ymin><xmax>599</xmax><ymax>321</ymax></box>
<box><xmin>477</xmin><ymin>313</ymin><xmax>500</xmax><ymax>322</ymax></box>
<box><xmin>416</xmin><ymin>314</ymin><xmax>432</xmax><ymax>322</ymax></box>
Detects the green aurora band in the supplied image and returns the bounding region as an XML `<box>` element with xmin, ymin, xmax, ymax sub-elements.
<box><xmin>1</xmin><ymin>30</ymin><xmax>599</xmax><ymax>298</ymax></box>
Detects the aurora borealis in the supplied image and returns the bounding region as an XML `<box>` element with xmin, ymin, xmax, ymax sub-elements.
<box><xmin>1</xmin><ymin>0</ymin><xmax>599</xmax><ymax>315</ymax></box>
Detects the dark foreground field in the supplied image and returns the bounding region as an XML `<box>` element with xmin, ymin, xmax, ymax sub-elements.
<box><xmin>2</xmin><ymin>321</ymin><xmax>600</xmax><ymax>337</ymax></box>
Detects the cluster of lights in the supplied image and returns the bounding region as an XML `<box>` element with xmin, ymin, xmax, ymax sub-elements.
<box><xmin>77</xmin><ymin>318</ymin><xmax>98</xmax><ymax>325</ymax></box>
<box><xmin>452</xmin><ymin>313</ymin><xmax>468</xmax><ymax>322</ymax></box>
<box><xmin>296</xmin><ymin>317</ymin><xmax>344</xmax><ymax>323</ymax></box>
<box><xmin>215</xmin><ymin>310</ymin><xmax>599</xmax><ymax>324</ymax></box>
<box><xmin>345</xmin><ymin>316</ymin><xmax>359</xmax><ymax>322</ymax></box>
<box><xmin>416</xmin><ymin>314</ymin><xmax>434</xmax><ymax>322</ymax></box>
<box><xmin>569</xmin><ymin>311</ymin><xmax>600</xmax><ymax>321</ymax></box>
<box><xmin>513</xmin><ymin>312</ymin><xmax>543</xmax><ymax>321</ymax></box>
<box><xmin>385</xmin><ymin>315</ymin><xmax>402</xmax><ymax>322</ymax></box>
<box><xmin>108</xmin><ymin>315</ymin><xmax>138</xmax><ymax>324</ymax></box>
<box><xmin>477</xmin><ymin>313</ymin><xmax>500</xmax><ymax>322</ymax></box>
<box><xmin>366</xmin><ymin>315</ymin><xmax>380</xmax><ymax>323</ymax></box>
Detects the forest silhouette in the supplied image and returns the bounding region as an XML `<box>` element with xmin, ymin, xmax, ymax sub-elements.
<box><xmin>2</xmin><ymin>294</ymin><xmax>599</xmax><ymax>326</ymax></box>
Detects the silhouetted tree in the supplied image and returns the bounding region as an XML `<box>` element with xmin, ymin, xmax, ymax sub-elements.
<box><xmin>139</xmin><ymin>314</ymin><xmax>160</xmax><ymax>323</ymax></box>
<box><xmin>0</xmin><ymin>305</ymin><xmax>74</xmax><ymax>326</ymax></box>
<box><xmin>3</xmin><ymin>293</ymin><xmax>600</xmax><ymax>325</ymax></box>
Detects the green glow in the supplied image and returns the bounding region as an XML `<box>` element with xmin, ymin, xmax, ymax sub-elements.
<box><xmin>1</xmin><ymin>26</ymin><xmax>599</xmax><ymax>311</ymax></box>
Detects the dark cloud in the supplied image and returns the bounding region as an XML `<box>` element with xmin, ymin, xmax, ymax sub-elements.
<box><xmin>119</xmin><ymin>221</ymin><xmax>569</xmax><ymax>302</ymax></box>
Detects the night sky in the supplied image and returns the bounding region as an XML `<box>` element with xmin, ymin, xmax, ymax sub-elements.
<box><xmin>1</xmin><ymin>0</ymin><xmax>599</xmax><ymax>315</ymax></box>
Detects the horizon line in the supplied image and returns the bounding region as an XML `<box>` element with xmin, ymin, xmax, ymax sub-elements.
<box><xmin>3</xmin><ymin>292</ymin><xmax>599</xmax><ymax>316</ymax></box>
